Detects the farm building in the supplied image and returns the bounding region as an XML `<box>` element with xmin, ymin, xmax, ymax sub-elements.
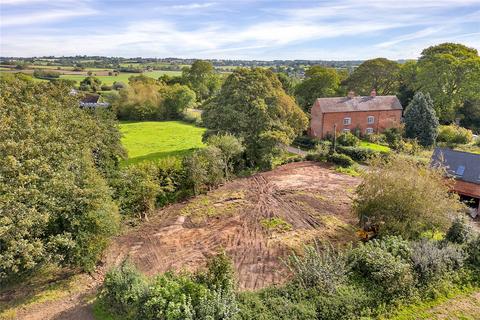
<box><xmin>431</xmin><ymin>148</ymin><xmax>480</xmax><ymax>217</ymax></box>
<box><xmin>309</xmin><ymin>89</ymin><xmax>402</xmax><ymax>138</ymax></box>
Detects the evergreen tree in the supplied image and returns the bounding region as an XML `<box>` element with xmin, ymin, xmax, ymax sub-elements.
<box><xmin>404</xmin><ymin>92</ymin><xmax>439</xmax><ymax>147</ymax></box>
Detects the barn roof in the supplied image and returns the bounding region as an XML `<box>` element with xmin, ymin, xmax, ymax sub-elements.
<box><xmin>314</xmin><ymin>95</ymin><xmax>402</xmax><ymax>113</ymax></box>
<box><xmin>431</xmin><ymin>148</ymin><xmax>480</xmax><ymax>185</ymax></box>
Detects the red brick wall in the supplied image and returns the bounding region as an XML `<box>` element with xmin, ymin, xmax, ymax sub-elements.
<box><xmin>310</xmin><ymin>109</ymin><xmax>402</xmax><ymax>138</ymax></box>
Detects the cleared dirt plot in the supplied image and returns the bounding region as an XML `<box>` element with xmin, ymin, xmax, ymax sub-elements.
<box><xmin>104</xmin><ymin>161</ymin><xmax>360</xmax><ymax>290</ymax></box>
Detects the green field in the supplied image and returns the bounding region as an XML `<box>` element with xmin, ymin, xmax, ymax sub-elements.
<box><xmin>359</xmin><ymin>141</ymin><xmax>391</xmax><ymax>152</ymax></box>
<box><xmin>119</xmin><ymin>121</ymin><xmax>206</xmax><ymax>165</ymax></box>
<box><xmin>58</xmin><ymin>70</ymin><xmax>181</xmax><ymax>85</ymax></box>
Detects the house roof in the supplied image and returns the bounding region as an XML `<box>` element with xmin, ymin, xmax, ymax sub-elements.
<box><xmin>431</xmin><ymin>148</ymin><xmax>480</xmax><ymax>185</ymax></box>
<box><xmin>314</xmin><ymin>95</ymin><xmax>402</xmax><ymax>113</ymax></box>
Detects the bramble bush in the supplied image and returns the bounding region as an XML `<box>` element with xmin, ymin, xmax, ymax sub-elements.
<box><xmin>328</xmin><ymin>153</ymin><xmax>354</xmax><ymax>167</ymax></box>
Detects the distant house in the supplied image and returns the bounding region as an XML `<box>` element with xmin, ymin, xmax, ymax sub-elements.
<box><xmin>309</xmin><ymin>90</ymin><xmax>403</xmax><ymax>138</ymax></box>
<box><xmin>431</xmin><ymin>148</ymin><xmax>480</xmax><ymax>217</ymax></box>
<box><xmin>79</xmin><ymin>94</ymin><xmax>109</xmax><ymax>109</ymax></box>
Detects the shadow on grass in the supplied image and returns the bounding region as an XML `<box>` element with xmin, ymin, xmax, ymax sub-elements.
<box><xmin>122</xmin><ymin>148</ymin><xmax>201</xmax><ymax>166</ymax></box>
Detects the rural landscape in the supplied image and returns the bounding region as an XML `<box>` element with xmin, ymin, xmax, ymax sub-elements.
<box><xmin>1</xmin><ymin>1</ymin><xmax>480</xmax><ymax>320</ymax></box>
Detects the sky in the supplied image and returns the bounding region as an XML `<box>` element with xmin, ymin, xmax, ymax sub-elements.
<box><xmin>0</xmin><ymin>0</ymin><xmax>479</xmax><ymax>60</ymax></box>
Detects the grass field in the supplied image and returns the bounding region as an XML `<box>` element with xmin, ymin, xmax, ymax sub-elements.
<box><xmin>119</xmin><ymin>121</ymin><xmax>206</xmax><ymax>165</ymax></box>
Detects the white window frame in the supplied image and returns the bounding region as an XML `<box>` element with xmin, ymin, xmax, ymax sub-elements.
<box><xmin>367</xmin><ymin>116</ymin><xmax>375</xmax><ymax>124</ymax></box>
<box><xmin>343</xmin><ymin>117</ymin><xmax>351</xmax><ymax>125</ymax></box>
<box><xmin>366</xmin><ymin>128</ymin><xmax>374</xmax><ymax>134</ymax></box>
<box><xmin>343</xmin><ymin>128</ymin><xmax>351</xmax><ymax>133</ymax></box>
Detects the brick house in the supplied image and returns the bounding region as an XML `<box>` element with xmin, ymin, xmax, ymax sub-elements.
<box><xmin>431</xmin><ymin>148</ymin><xmax>480</xmax><ymax>217</ymax></box>
<box><xmin>309</xmin><ymin>90</ymin><xmax>403</xmax><ymax>138</ymax></box>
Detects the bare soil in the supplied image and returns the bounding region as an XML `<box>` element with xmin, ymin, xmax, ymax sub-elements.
<box><xmin>6</xmin><ymin>161</ymin><xmax>360</xmax><ymax>320</ymax></box>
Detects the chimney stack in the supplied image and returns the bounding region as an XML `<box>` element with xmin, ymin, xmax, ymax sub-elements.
<box><xmin>370</xmin><ymin>88</ymin><xmax>377</xmax><ymax>97</ymax></box>
<box><xmin>347</xmin><ymin>90</ymin><xmax>355</xmax><ymax>98</ymax></box>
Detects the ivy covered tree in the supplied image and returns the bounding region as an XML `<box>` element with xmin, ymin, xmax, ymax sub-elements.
<box><xmin>404</xmin><ymin>92</ymin><xmax>439</xmax><ymax>147</ymax></box>
<box><xmin>0</xmin><ymin>78</ymin><xmax>122</xmax><ymax>282</ymax></box>
<box><xmin>202</xmin><ymin>68</ymin><xmax>308</xmax><ymax>168</ymax></box>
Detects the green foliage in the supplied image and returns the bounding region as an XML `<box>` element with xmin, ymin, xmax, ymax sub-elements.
<box><xmin>100</xmin><ymin>261</ymin><xmax>148</xmax><ymax>317</ymax></box>
<box><xmin>327</xmin><ymin>153</ymin><xmax>354</xmax><ymax>168</ymax></box>
<box><xmin>99</xmin><ymin>253</ymin><xmax>239</xmax><ymax>320</ymax></box>
<box><xmin>182</xmin><ymin>60</ymin><xmax>220</xmax><ymax>101</ymax></box>
<box><xmin>404</xmin><ymin>92</ymin><xmax>439</xmax><ymax>147</ymax></box>
<box><xmin>159</xmin><ymin>83</ymin><xmax>196</xmax><ymax>119</ymax></box>
<box><xmin>349</xmin><ymin>240</ymin><xmax>415</xmax><ymax>301</ymax></box>
<box><xmin>336</xmin><ymin>131</ymin><xmax>360</xmax><ymax>147</ymax></box>
<box><xmin>182</xmin><ymin>146</ymin><xmax>225</xmax><ymax>195</ymax></box>
<box><xmin>445</xmin><ymin>217</ymin><xmax>474</xmax><ymax>244</ymax></box>
<box><xmin>260</xmin><ymin>217</ymin><xmax>292</xmax><ymax>233</ymax></box>
<box><xmin>113</xmin><ymin>163</ymin><xmax>161</xmax><ymax>220</ymax></box>
<box><xmin>460</xmin><ymin>99</ymin><xmax>480</xmax><ymax>133</ymax></box>
<box><xmin>336</xmin><ymin>146</ymin><xmax>379</xmax><ymax>162</ymax></box>
<box><xmin>0</xmin><ymin>79</ymin><xmax>120</xmax><ymax>281</ymax></box>
<box><xmin>437</xmin><ymin>124</ymin><xmax>473</xmax><ymax>145</ymax></box>
<box><xmin>344</xmin><ymin>58</ymin><xmax>400</xmax><ymax>95</ymax></box>
<box><xmin>202</xmin><ymin>68</ymin><xmax>308</xmax><ymax>168</ymax></box>
<box><xmin>416</xmin><ymin>43</ymin><xmax>480</xmax><ymax>122</ymax></box>
<box><xmin>286</xmin><ymin>243</ymin><xmax>348</xmax><ymax>293</ymax></box>
<box><xmin>79</xmin><ymin>76</ymin><xmax>102</xmax><ymax>92</ymax></box>
<box><xmin>32</xmin><ymin>69</ymin><xmax>61</xmax><ymax>80</ymax></box>
<box><xmin>384</xmin><ymin>127</ymin><xmax>404</xmax><ymax>150</ymax></box>
<box><xmin>294</xmin><ymin>66</ymin><xmax>340</xmax><ymax>111</ymax></box>
<box><xmin>354</xmin><ymin>157</ymin><xmax>462</xmax><ymax>239</ymax></box>
<box><xmin>206</xmin><ymin>134</ymin><xmax>245</xmax><ymax>179</ymax></box>
<box><xmin>410</xmin><ymin>240</ymin><xmax>465</xmax><ymax>285</ymax></box>
<box><xmin>466</xmin><ymin>235</ymin><xmax>480</xmax><ymax>269</ymax></box>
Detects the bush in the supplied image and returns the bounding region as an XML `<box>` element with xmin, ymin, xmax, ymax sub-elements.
<box><xmin>437</xmin><ymin>125</ymin><xmax>473</xmax><ymax>145</ymax></box>
<box><xmin>183</xmin><ymin>146</ymin><xmax>225</xmax><ymax>195</ymax></box>
<box><xmin>384</xmin><ymin>127</ymin><xmax>404</xmax><ymax>150</ymax></box>
<box><xmin>328</xmin><ymin>153</ymin><xmax>354</xmax><ymax>167</ymax></box>
<box><xmin>349</xmin><ymin>241</ymin><xmax>415</xmax><ymax>301</ymax></box>
<box><xmin>293</xmin><ymin>135</ymin><xmax>320</xmax><ymax>150</ymax></box>
<box><xmin>410</xmin><ymin>240</ymin><xmax>466</xmax><ymax>285</ymax></box>
<box><xmin>366</xmin><ymin>133</ymin><xmax>386</xmax><ymax>144</ymax></box>
<box><xmin>466</xmin><ymin>235</ymin><xmax>480</xmax><ymax>268</ymax></box>
<box><xmin>336</xmin><ymin>132</ymin><xmax>360</xmax><ymax>147</ymax></box>
<box><xmin>101</xmin><ymin>84</ymin><xmax>112</xmax><ymax>91</ymax></box>
<box><xmin>100</xmin><ymin>261</ymin><xmax>148</xmax><ymax>317</ymax></box>
<box><xmin>336</xmin><ymin>146</ymin><xmax>378</xmax><ymax>162</ymax></box>
<box><xmin>445</xmin><ymin>217</ymin><xmax>474</xmax><ymax>244</ymax></box>
<box><xmin>354</xmin><ymin>156</ymin><xmax>463</xmax><ymax>239</ymax></box>
<box><xmin>286</xmin><ymin>243</ymin><xmax>349</xmax><ymax>293</ymax></box>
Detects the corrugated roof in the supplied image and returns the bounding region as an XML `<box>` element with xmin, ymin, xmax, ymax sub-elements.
<box><xmin>315</xmin><ymin>95</ymin><xmax>402</xmax><ymax>113</ymax></box>
<box><xmin>431</xmin><ymin>148</ymin><xmax>480</xmax><ymax>185</ymax></box>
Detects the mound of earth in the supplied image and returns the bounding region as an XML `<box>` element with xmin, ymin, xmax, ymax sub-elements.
<box><xmin>104</xmin><ymin>161</ymin><xmax>360</xmax><ymax>290</ymax></box>
<box><xmin>7</xmin><ymin>161</ymin><xmax>360</xmax><ymax>320</ymax></box>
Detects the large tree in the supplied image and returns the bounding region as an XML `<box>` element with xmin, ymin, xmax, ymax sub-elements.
<box><xmin>182</xmin><ymin>60</ymin><xmax>221</xmax><ymax>102</ymax></box>
<box><xmin>416</xmin><ymin>43</ymin><xmax>480</xmax><ymax>122</ymax></box>
<box><xmin>344</xmin><ymin>58</ymin><xmax>400</xmax><ymax>96</ymax></box>
<box><xmin>404</xmin><ymin>92</ymin><xmax>439</xmax><ymax>147</ymax></box>
<box><xmin>202</xmin><ymin>68</ymin><xmax>308</xmax><ymax>167</ymax></box>
<box><xmin>294</xmin><ymin>66</ymin><xmax>340</xmax><ymax>112</ymax></box>
<box><xmin>0</xmin><ymin>79</ymin><xmax>122</xmax><ymax>281</ymax></box>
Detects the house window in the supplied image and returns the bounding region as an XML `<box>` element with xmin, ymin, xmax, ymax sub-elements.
<box><xmin>367</xmin><ymin>116</ymin><xmax>375</xmax><ymax>124</ymax></box>
<box><xmin>343</xmin><ymin>128</ymin><xmax>350</xmax><ymax>133</ymax></box>
<box><xmin>455</xmin><ymin>165</ymin><xmax>465</xmax><ymax>176</ymax></box>
<box><xmin>366</xmin><ymin>128</ymin><xmax>374</xmax><ymax>134</ymax></box>
<box><xmin>343</xmin><ymin>117</ymin><xmax>351</xmax><ymax>125</ymax></box>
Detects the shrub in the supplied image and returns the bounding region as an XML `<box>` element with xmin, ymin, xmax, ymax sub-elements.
<box><xmin>100</xmin><ymin>260</ymin><xmax>148</xmax><ymax>317</ymax></box>
<box><xmin>437</xmin><ymin>125</ymin><xmax>473</xmax><ymax>145</ymax></box>
<box><xmin>286</xmin><ymin>243</ymin><xmax>349</xmax><ymax>293</ymax></box>
<box><xmin>466</xmin><ymin>235</ymin><xmax>480</xmax><ymax>269</ymax></box>
<box><xmin>336</xmin><ymin>132</ymin><xmax>360</xmax><ymax>147</ymax></box>
<box><xmin>349</xmin><ymin>241</ymin><xmax>415</xmax><ymax>301</ymax></box>
<box><xmin>336</xmin><ymin>146</ymin><xmax>377</xmax><ymax>162</ymax></box>
<box><xmin>410</xmin><ymin>240</ymin><xmax>465</xmax><ymax>285</ymax></box>
<box><xmin>384</xmin><ymin>127</ymin><xmax>404</xmax><ymax>150</ymax></box>
<box><xmin>445</xmin><ymin>217</ymin><xmax>474</xmax><ymax>244</ymax></box>
<box><xmin>354</xmin><ymin>156</ymin><xmax>463</xmax><ymax>239</ymax></box>
<box><xmin>101</xmin><ymin>84</ymin><xmax>112</xmax><ymax>91</ymax></box>
<box><xmin>366</xmin><ymin>133</ymin><xmax>386</xmax><ymax>144</ymax></box>
<box><xmin>183</xmin><ymin>146</ymin><xmax>225</xmax><ymax>195</ymax></box>
<box><xmin>293</xmin><ymin>135</ymin><xmax>320</xmax><ymax>150</ymax></box>
<box><xmin>113</xmin><ymin>163</ymin><xmax>160</xmax><ymax>220</ymax></box>
<box><xmin>328</xmin><ymin>153</ymin><xmax>354</xmax><ymax>167</ymax></box>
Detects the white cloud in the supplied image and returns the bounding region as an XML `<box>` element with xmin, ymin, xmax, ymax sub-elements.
<box><xmin>169</xmin><ymin>2</ymin><xmax>216</xmax><ymax>10</ymax></box>
<box><xmin>1</xmin><ymin>8</ymin><xmax>97</xmax><ymax>27</ymax></box>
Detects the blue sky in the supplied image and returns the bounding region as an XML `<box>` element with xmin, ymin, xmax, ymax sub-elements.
<box><xmin>1</xmin><ymin>0</ymin><xmax>479</xmax><ymax>60</ymax></box>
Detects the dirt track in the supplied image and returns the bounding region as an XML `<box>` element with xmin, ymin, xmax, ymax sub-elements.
<box><xmin>11</xmin><ymin>161</ymin><xmax>360</xmax><ymax>319</ymax></box>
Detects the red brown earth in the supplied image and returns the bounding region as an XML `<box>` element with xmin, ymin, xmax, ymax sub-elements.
<box><xmin>5</xmin><ymin>161</ymin><xmax>360</xmax><ymax>320</ymax></box>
